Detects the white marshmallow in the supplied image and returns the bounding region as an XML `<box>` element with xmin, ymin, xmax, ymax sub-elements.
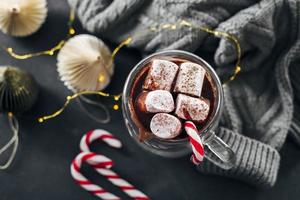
<box><xmin>150</xmin><ymin>113</ymin><xmax>182</xmax><ymax>139</ymax></box>
<box><xmin>143</xmin><ymin>59</ymin><xmax>179</xmax><ymax>91</ymax></box>
<box><xmin>175</xmin><ymin>94</ymin><xmax>210</xmax><ymax>122</ymax></box>
<box><xmin>174</xmin><ymin>62</ymin><xmax>206</xmax><ymax>97</ymax></box>
<box><xmin>137</xmin><ymin>90</ymin><xmax>174</xmax><ymax>113</ymax></box>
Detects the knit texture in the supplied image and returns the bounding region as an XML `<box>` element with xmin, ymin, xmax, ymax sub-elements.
<box><xmin>68</xmin><ymin>0</ymin><xmax>300</xmax><ymax>188</ymax></box>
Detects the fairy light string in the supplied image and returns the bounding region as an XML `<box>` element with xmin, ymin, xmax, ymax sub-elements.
<box><xmin>37</xmin><ymin>91</ymin><xmax>121</xmax><ymax>123</ymax></box>
<box><xmin>38</xmin><ymin>19</ymin><xmax>242</xmax><ymax>123</ymax></box>
<box><xmin>148</xmin><ymin>19</ymin><xmax>242</xmax><ymax>84</ymax></box>
<box><xmin>5</xmin><ymin>9</ymin><xmax>76</xmax><ymax>59</ymax></box>
<box><xmin>37</xmin><ymin>36</ymin><xmax>131</xmax><ymax>122</ymax></box>
<box><xmin>0</xmin><ymin>8</ymin><xmax>241</xmax><ymax>122</ymax></box>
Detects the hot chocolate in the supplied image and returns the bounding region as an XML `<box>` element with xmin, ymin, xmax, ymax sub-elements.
<box><xmin>128</xmin><ymin>56</ymin><xmax>216</xmax><ymax>141</ymax></box>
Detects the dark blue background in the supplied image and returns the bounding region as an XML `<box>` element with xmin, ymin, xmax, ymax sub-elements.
<box><xmin>0</xmin><ymin>1</ymin><xmax>299</xmax><ymax>199</ymax></box>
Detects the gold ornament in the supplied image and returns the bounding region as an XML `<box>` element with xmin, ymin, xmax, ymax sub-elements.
<box><xmin>0</xmin><ymin>0</ymin><xmax>47</xmax><ymax>37</ymax></box>
<box><xmin>57</xmin><ymin>34</ymin><xmax>114</xmax><ymax>92</ymax></box>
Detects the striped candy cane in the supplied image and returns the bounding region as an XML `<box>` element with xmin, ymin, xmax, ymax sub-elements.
<box><xmin>71</xmin><ymin>152</ymin><xmax>119</xmax><ymax>200</ymax></box>
<box><xmin>184</xmin><ymin>121</ymin><xmax>205</xmax><ymax>165</ymax></box>
<box><xmin>71</xmin><ymin>129</ymin><xmax>150</xmax><ymax>200</ymax></box>
<box><xmin>80</xmin><ymin>129</ymin><xmax>122</xmax><ymax>152</ymax></box>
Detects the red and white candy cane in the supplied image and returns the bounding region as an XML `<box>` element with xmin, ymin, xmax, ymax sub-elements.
<box><xmin>184</xmin><ymin>121</ymin><xmax>205</xmax><ymax>165</ymax></box>
<box><xmin>80</xmin><ymin>129</ymin><xmax>122</xmax><ymax>151</ymax></box>
<box><xmin>71</xmin><ymin>152</ymin><xmax>119</xmax><ymax>200</ymax></box>
<box><xmin>71</xmin><ymin>129</ymin><xmax>150</xmax><ymax>200</ymax></box>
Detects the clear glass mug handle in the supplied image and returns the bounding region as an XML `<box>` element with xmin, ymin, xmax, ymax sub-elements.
<box><xmin>201</xmin><ymin>131</ymin><xmax>236</xmax><ymax>170</ymax></box>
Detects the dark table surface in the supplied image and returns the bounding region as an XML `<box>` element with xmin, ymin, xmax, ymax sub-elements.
<box><xmin>0</xmin><ymin>1</ymin><xmax>300</xmax><ymax>200</ymax></box>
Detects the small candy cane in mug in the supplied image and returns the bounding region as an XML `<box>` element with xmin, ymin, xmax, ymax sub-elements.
<box><xmin>184</xmin><ymin>121</ymin><xmax>205</xmax><ymax>165</ymax></box>
<box><xmin>71</xmin><ymin>129</ymin><xmax>150</xmax><ymax>200</ymax></box>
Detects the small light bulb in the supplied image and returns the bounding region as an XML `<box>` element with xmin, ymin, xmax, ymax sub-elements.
<box><xmin>113</xmin><ymin>95</ymin><xmax>120</xmax><ymax>101</ymax></box>
<box><xmin>98</xmin><ymin>75</ymin><xmax>105</xmax><ymax>82</ymax></box>
<box><xmin>113</xmin><ymin>104</ymin><xmax>119</xmax><ymax>110</ymax></box>
<box><xmin>69</xmin><ymin>28</ymin><xmax>75</xmax><ymax>35</ymax></box>
<box><xmin>8</xmin><ymin>112</ymin><xmax>13</xmax><ymax>118</ymax></box>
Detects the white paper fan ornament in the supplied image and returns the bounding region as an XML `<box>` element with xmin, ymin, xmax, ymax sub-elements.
<box><xmin>57</xmin><ymin>34</ymin><xmax>114</xmax><ymax>92</ymax></box>
<box><xmin>0</xmin><ymin>0</ymin><xmax>47</xmax><ymax>37</ymax></box>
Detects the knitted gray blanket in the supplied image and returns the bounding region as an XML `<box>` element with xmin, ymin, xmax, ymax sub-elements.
<box><xmin>68</xmin><ymin>0</ymin><xmax>300</xmax><ymax>188</ymax></box>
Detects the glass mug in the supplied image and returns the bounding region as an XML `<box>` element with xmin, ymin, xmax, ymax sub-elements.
<box><xmin>122</xmin><ymin>50</ymin><xmax>235</xmax><ymax>169</ymax></box>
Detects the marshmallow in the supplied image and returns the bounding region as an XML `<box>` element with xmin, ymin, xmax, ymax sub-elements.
<box><xmin>150</xmin><ymin>113</ymin><xmax>182</xmax><ymax>139</ymax></box>
<box><xmin>174</xmin><ymin>62</ymin><xmax>206</xmax><ymax>97</ymax></box>
<box><xmin>137</xmin><ymin>90</ymin><xmax>174</xmax><ymax>113</ymax></box>
<box><xmin>175</xmin><ymin>94</ymin><xmax>210</xmax><ymax>122</ymax></box>
<box><xmin>143</xmin><ymin>59</ymin><xmax>179</xmax><ymax>91</ymax></box>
